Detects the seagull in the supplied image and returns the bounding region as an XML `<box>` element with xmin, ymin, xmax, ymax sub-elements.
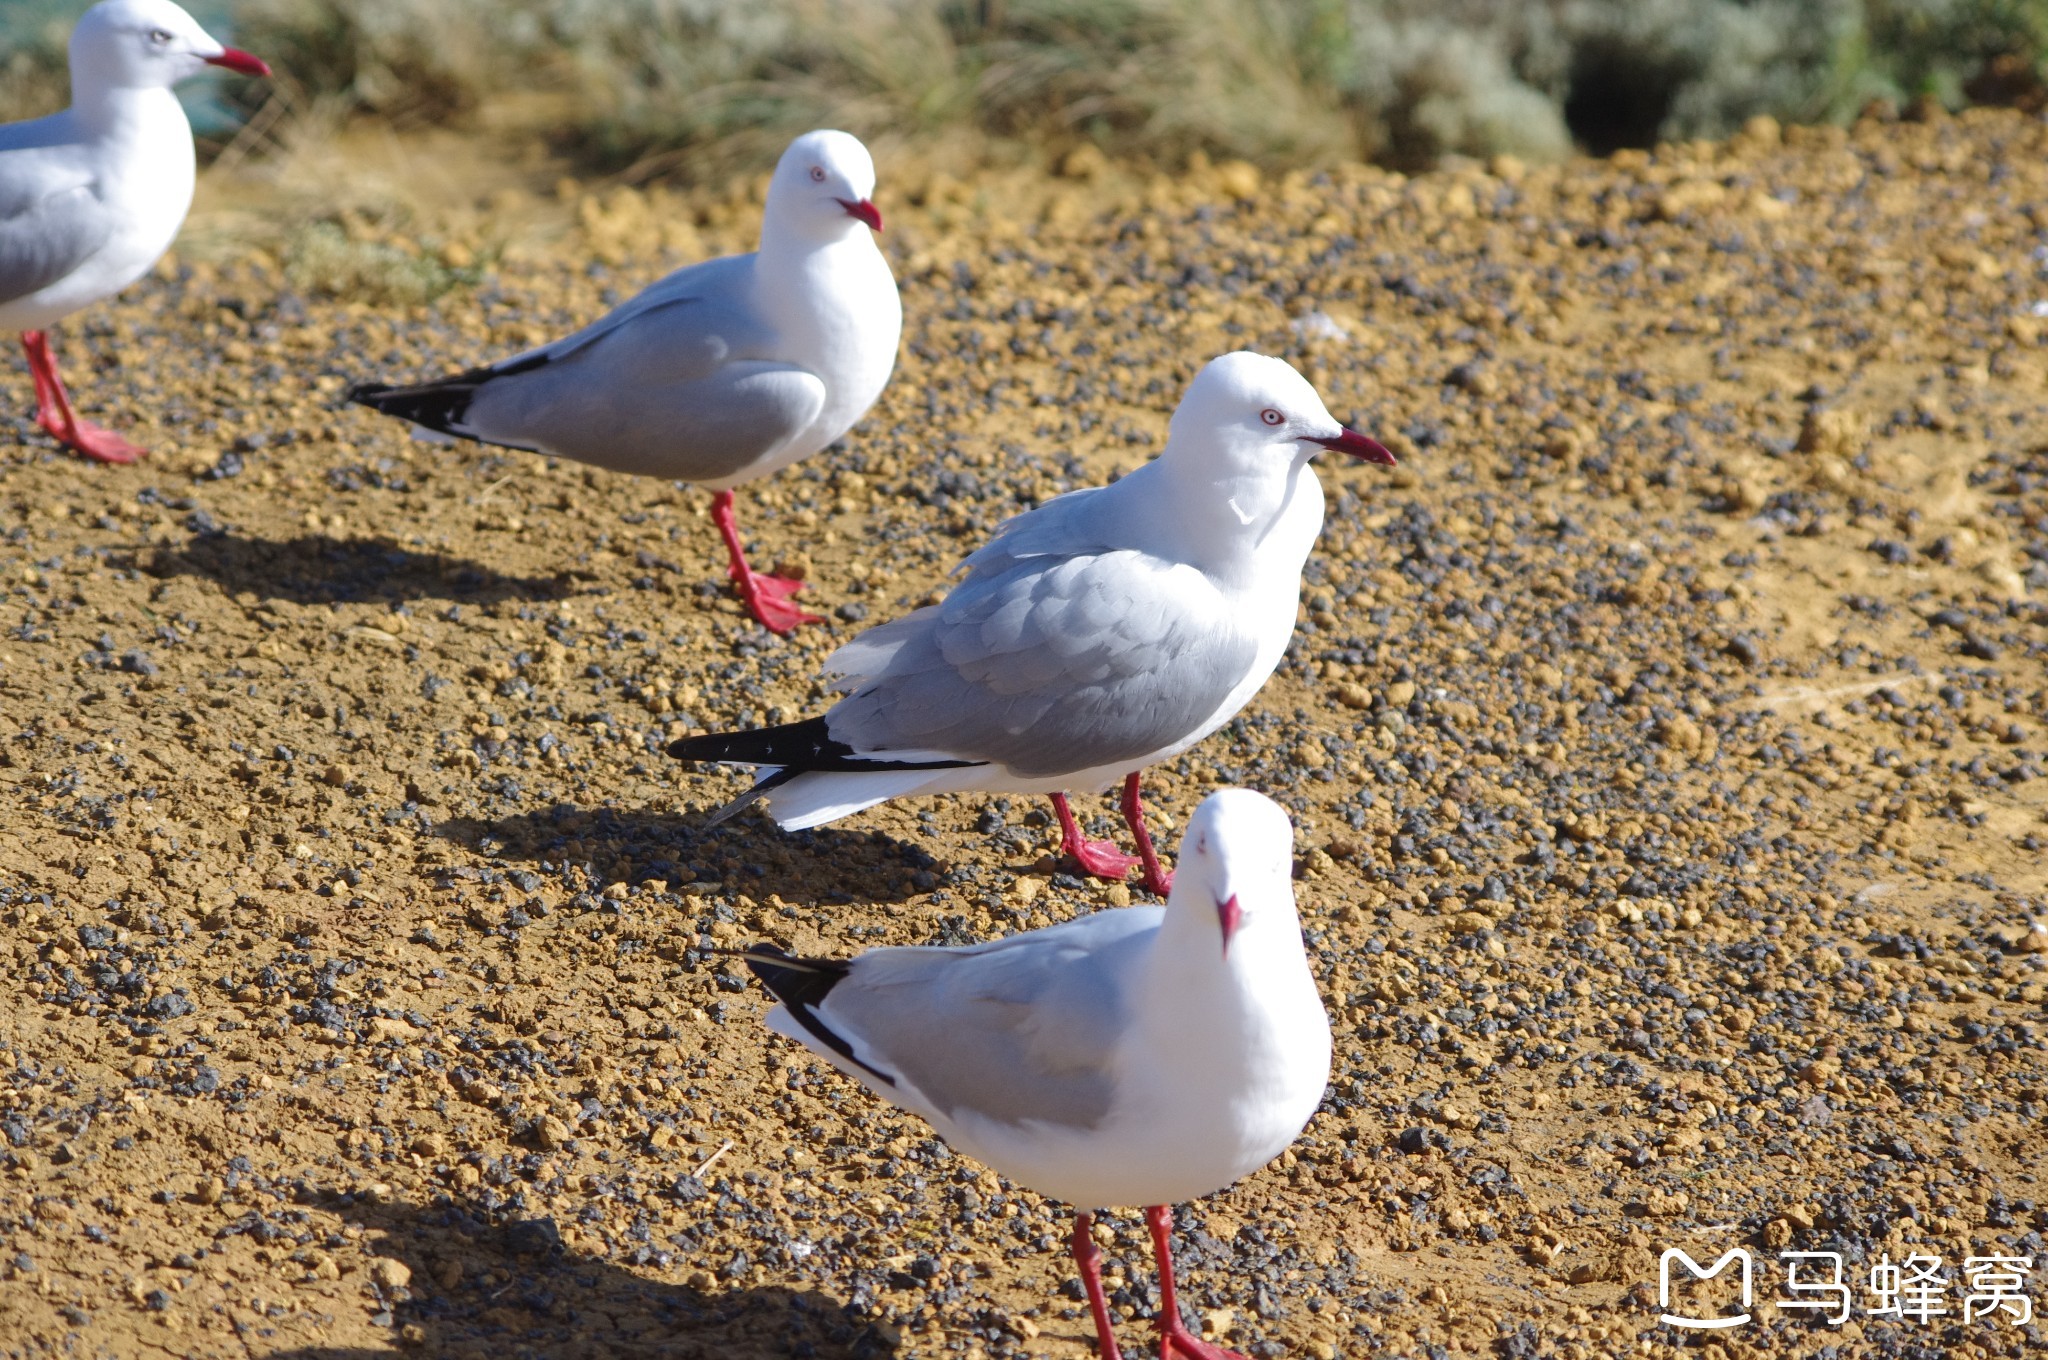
<box><xmin>739</xmin><ymin>788</ymin><xmax>1332</xmax><ymax>1360</ymax></box>
<box><xmin>1</xmin><ymin>0</ymin><xmax>269</xmax><ymax>464</ymax></box>
<box><xmin>669</xmin><ymin>350</ymin><xmax>1394</xmax><ymax>894</ymax></box>
<box><xmin>349</xmin><ymin>129</ymin><xmax>900</xmax><ymax>634</ymax></box>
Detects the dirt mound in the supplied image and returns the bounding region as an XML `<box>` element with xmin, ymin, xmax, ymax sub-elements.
<box><xmin>0</xmin><ymin>108</ymin><xmax>2043</xmax><ymax>1358</ymax></box>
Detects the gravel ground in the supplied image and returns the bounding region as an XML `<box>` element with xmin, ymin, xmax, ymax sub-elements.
<box><xmin>1</xmin><ymin>108</ymin><xmax>2044</xmax><ymax>1360</ymax></box>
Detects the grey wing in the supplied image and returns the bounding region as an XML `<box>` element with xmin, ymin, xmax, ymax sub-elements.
<box><xmin>821</xmin><ymin>908</ymin><xmax>1162</xmax><ymax>1130</ymax></box>
<box><xmin>954</xmin><ymin>484</ymin><xmax>1108</xmax><ymax>573</ymax></box>
<box><xmin>824</xmin><ymin>548</ymin><xmax>1261</xmax><ymax>776</ymax></box>
<box><xmin>505</xmin><ymin>252</ymin><xmax>760</xmax><ymax>369</ymax></box>
<box><xmin>462</xmin><ymin>252</ymin><xmax>802</xmax><ymax>474</ymax></box>
<box><xmin>0</xmin><ymin>177</ymin><xmax>110</xmax><ymax>307</ymax></box>
<box><xmin>466</xmin><ymin>351</ymin><xmax>826</xmax><ymax>481</ymax></box>
<box><xmin>949</xmin><ymin>458</ymin><xmax>1168</xmax><ymax>577</ymax></box>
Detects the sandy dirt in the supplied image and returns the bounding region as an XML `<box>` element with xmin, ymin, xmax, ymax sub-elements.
<box><xmin>0</xmin><ymin>107</ymin><xmax>2044</xmax><ymax>1360</ymax></box>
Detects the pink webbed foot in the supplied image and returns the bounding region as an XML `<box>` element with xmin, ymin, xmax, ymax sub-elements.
<box><xmin>710</xmin><ymin>487</ymin><xmax>824</xmax><ymax>633</ymax></box>
<box><xmin>1157</xmin><ymin>1326</ymin><xmax>1250</xmax><ymax>1360</ymax></box>
<box><xmin>1067</xmin><ymin>835</ymin><xmax>1142</xmax><ymax>880</ymax></box>
<box><xmin>43</xmin><ymin>417</ymin><xmax>147</xmax><ymax>465</ymax></box>
<box><xmin>734</xmin><ymin>569</ymin><xmax>823</xmax><ymax>633</ymax></box>
<box><xmin>20</xmin><ymin>330</ymin><xmax>147</xmax><ymax>465</ymax></box>
<box><xmin>1049</xmin><ymin>792</ymin><xmax>1139</xmax><ymax>881</ymax></box>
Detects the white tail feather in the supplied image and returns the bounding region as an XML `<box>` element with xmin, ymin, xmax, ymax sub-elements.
<box><xmin>764</xmin><ymin>768</ymin><xmax>952</xmax><ymax>830</ymax></box>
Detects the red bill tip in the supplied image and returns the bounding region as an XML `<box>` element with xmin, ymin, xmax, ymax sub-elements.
<box><xmin>1308</xmin><ymin>426</ymin><xmax>1396</xmax><ymax>465</ymax></box>
<box><xmin>204</xmin><ymin>47</ymin><xmax>271</xmax><ymax>78</ymax></box>
<box><xmin>838</xmin><ymin>198</ymin><xmax>883</xmax><ymax>232</ymax></box>
<box><xmin>1217</xmin><ymin>893</ymin><xmax>1242</xmax><ymax>955</ymax></box>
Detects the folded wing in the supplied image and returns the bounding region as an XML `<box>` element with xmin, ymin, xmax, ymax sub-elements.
<box><xmin>355</xmin><ymin>252</ymin><xmax>827</xmax><ymax>482</ymax></box>
<box><xmin>796</xmin><ymin>908</ymin><xmax>1161</xmax><ymax>1131</ymax></box>
<box><xmin>822</xmin><ymin>545</ymin><xmax>1259</xmax><ymax>777</ymax></box>
<box><xmin>0</xmin><ymin>156</ymin><xmax>109</xmax><ymax>307</ymax></box>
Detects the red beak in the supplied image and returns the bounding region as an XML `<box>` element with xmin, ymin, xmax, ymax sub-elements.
<box><xmin>205</xmin><ymin>48</ymin><xmax>271</xmax><ymax>77</ymax></box>
<box><xmin>838</xmin><ymin>198</ymin><xmax>883</xmax><ymax>233</ymax></box>
<box><xmin>1307</xmin><ymin>427</ymin><xmax>1396</xmax><ymax>465</ymax></box>
<box><xmin>1217</xmin><ymin>894</ymin><xmax>1242</xmax><ymax>956</ymax></box>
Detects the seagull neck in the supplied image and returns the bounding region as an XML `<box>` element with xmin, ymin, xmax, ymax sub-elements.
<box><xmin>1141</xmin><ymin>904</ymin><xmax>1321</xmax><ymax>1088</ymax></box>
<box><xmin>71</xmin><ymin>84</ymin><xmax>189</xmax><ymax>144</ymax></box>
<box><xmin>1152</xmin><ymin>454</ymin><xmax>1324</xmax><ymax>589</ymax></box>
<box><xmin>754</xmin><ymin>220</ymin><xmax>876</xmax><ymax>325</ymax></box>
<box><xmin>757</xmin><ymin>218</ymin><xmax>866</xmax><ymax>270</ymax></box>
<box><xmin>1136</xmin><ymin>908</ymin><xmax>1263</xmax><ymax>1054</ymax></box>
<box><xmin>1145</xmin><ymin>904</ymin><xmax>1231</xmax><ymax>986</ymax></box>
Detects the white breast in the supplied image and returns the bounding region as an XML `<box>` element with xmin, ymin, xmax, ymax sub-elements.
<box><xmin>0</xmin><ymin>90</ymin><xmax>196</xmax><ymax>332</ymax></box>
<box><xmin>721</xmin><ymin>234</ymin><xmax>899</xmax><ymax>489</ymax></box>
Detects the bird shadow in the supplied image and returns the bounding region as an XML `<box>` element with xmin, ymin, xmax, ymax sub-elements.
<box><xmin>130</xmin><ymin>531</ymin><xmax>574</xmax><ymax>606</ymax></box>
<box><xmin>431</xmin><ymin>805</ymin><xmax>943</xmax><ymax>907</ymax></box>
<box><xmin>253</xmin><ymin>1193</ymin><xmax>896</xmax><ymax>1360</ymax></box>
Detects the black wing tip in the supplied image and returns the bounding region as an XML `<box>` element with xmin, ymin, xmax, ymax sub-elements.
<box><xmin>668</xmin><ymin>716</ymin><xmax>838</xmax><ymax>766</ymax></box>
<box><xmin>743</xmin><ymin>945</ymin><xmax>898</xmax><ymax>1088</ymax></box>
<box><xmin>346</xmin><ymin>377</ymin><xmax>473</xmax><ymax>432</ymax></box>
<box><xmin>741</xmin><ymin>944</ymin><xmax>850</xmax><ymax>1006</ymax></box>
<box><xmin>346</xmin><ymin>351</ymin><xmax>544</xmax><ymax>433</ymax></box>
<box><xmin>669</xmin><ymin>715</ymin><xmax>980</xmax><ymax>776</ymax></box>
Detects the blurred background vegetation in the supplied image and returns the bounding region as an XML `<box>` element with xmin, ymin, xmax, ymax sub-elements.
<box><xmin>3</xmin><ymin>0</ymin><xmax>2046</xmax><ymax>178</ymax></box>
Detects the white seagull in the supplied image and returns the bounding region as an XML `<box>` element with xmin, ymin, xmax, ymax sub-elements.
<box><xmin>670</xmin><ymin>350</ymin><xmax>1394</xmax><ymax>894</ymax></box>
<box><xmin>1</xmin><ymin>0</ymin><xmax>269</xmax><ymax>464</ymax></box>
<box><xmin>350</xmin><ymin>129</ymin><xmax>900</xmax><ymax>634</ymax></box>
<box><xmin>740</xmin><ymin>788</ymin><xmax>1332</xmax><ymax>1360</ymax></box>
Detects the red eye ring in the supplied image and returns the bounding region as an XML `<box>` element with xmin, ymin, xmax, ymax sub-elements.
<box><xmin>809</xmin><ymin>166</ymin><xmax>826</xmax><ymax>182</ymax></box>
<box><xmin>1260</xmin><ymin>408</ymin><xmax>1285</xmax><ymax>426</ymax></box>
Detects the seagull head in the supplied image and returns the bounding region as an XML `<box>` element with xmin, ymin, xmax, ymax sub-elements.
<box><xmin>1168</xmin><ymin>351</ymin><xmax>1394</xmax><ymax>479</ymax></box>
<box><xmin>768</xmin><ymin>129</ymin><xmax>884</xmax><ymax>242</ymax></box>
<box><xmin>71</xmin><ymin>0</ymin><xmax>269</xmax><ymax>92</ymax></box>
<box><xmin>1170</xmin><ymin>789</ymin><xmax>1300</xmax><ymax>962</ymax></box>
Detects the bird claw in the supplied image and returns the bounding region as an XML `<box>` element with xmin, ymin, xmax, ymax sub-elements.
<box><xmin>1158</xmin><ymin>1327</ymin><xmax>1249</xmax><ymax>1360</ymax></box>
<box><xmin>43</xmin><ymin>417</ymin><xmax>146</xmax><ymax>464</ymax></box>
<box><xmin>1142</xmin><ymin>866</ymin><xmax>1175</xmax><ymax>897</ymax></box>
<box><xmin>748</xmin><ymin>571</ymin><xmax>811</xmax><ymax>603</ymax></box>
<box><xmin>735</xmin><ymin>572</ymin><xmax>823</xmax><ymax>633</ymax></box>
<box><xmin>1065</xmin><ymin>837</ymin><xmax>1142</xmax><ymax>880</ymax></box>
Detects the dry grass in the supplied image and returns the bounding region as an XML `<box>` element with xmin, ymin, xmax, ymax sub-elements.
<box><xmin>9</xmin><ymin>0</ymin><xmax>2048</xmax><ymax>294</ymax></box>
<box><xmin>11</xmin><ymin>0</ymin><xmax>2048</xmax><ymax>177</ymax></box>
<box><xmin>0</xmin><ymin>0</ymin><xmax>82</xmax><ymax>122</ymax></box>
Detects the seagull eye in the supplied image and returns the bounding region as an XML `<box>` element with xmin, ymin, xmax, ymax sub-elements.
<box><xmin>808</xmin><ymin>166</ymin><xmax>826</xmax><ymax>183</ymax></box>
<box><xmin>1260</xmin><ymin>408</ymin><xmax>1285</xmax><ymax>426</ymax></box>
<box><xmin>148</xmin><ymin>28</ymin><xmax>173</xmax><ymax>44</ymax></box>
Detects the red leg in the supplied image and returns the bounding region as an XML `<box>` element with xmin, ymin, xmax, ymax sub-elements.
<box><xmin>1050</xmin><ymin>792</ymin><xmax>1139</xmax><ymax>880</ymax></box>
<box><xmin>709</xmin><ymin>488</ymin><xmax>821</xmax><ymax>633</ymax></box>
<box><xmin>1145</xmin><ymin>1205</ymin><xmax>1248</xmax><ymax>1360</ymax></box>
<box><xmin>19</xmin><ymin>331</ymin><xmax>147</xmax><ymax>464</ymax></box>
<box><xmin>1120</xmin><ymin>772</ymin><xmax>1174</xmax><ymax>896</ymax></box>
<box><xmin>22</xmin><ymin>333</ymin><xmax>62</xmax><ymax>416</ymax></box>
<box><xmin>1072</xmin><ymin>1210</ymin><xmax>1124</xmax><ymax>1360</ymax></box>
